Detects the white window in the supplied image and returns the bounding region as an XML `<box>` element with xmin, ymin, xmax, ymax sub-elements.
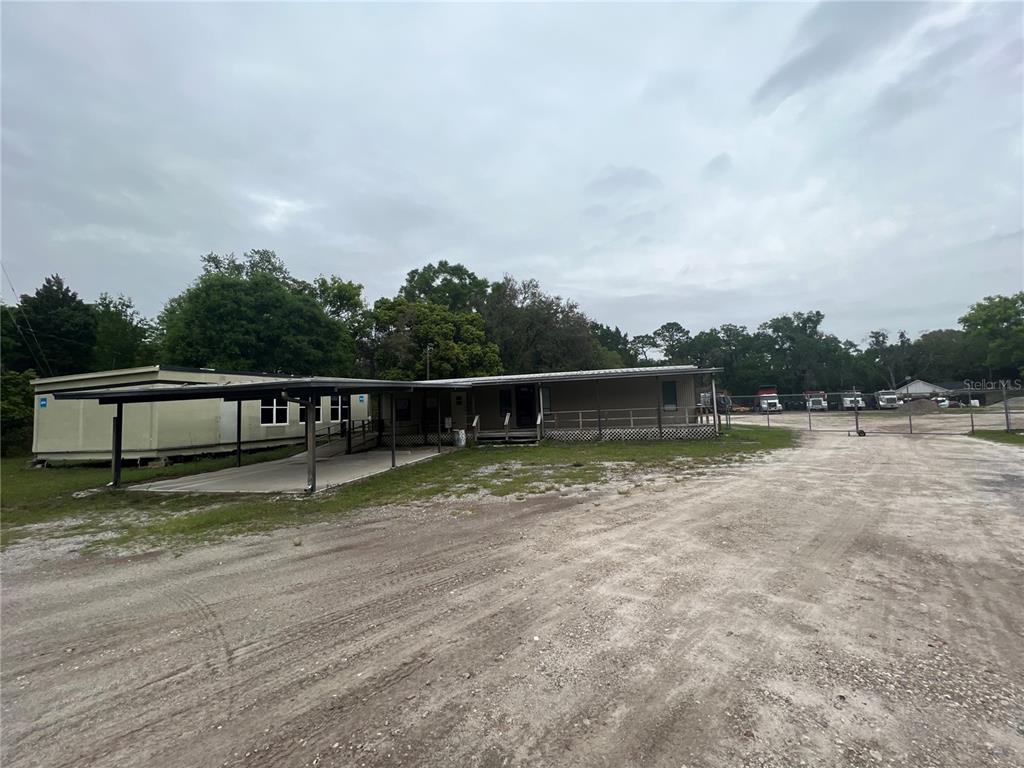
<box><xmin>260</xmin><ymin>397</ymin><xmax>288</xmax><ymax>425</ymax></box>
<box><xmin>330</xmin><ymin>395</ymin><xmax>342</xmax><ymax>422</ymax></box>
<box><xmin>299</xmin><ymin>401</ymin><xmax>323</xmax><ymax>424</ymax></box>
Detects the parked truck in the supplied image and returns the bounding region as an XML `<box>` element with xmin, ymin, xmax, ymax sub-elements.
<box><xmin>804</xmin><ymin>390</ymin><xmax>828</xmax><ymax>411</ymax></box>
<box><xmin>754</xmin><ymin>385</ymin><xmax>783</xmax><ymax>413</ymax></box>
<box><xmin>840</xmin><ymin>391</ymin><xmax>867</xmax><ymax>410</ymax></box>
<box><xmin>875</xmin><ymin>390</ymin><xmax>900</xmax><ymax>409</ymax></box>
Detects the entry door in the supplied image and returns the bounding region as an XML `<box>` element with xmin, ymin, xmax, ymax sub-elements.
<box><xmin>514</xmin><ymin>385</ymin><xmax>536</xmax><ymax>428</ymax></box>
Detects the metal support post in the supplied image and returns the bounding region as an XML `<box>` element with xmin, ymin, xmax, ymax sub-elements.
<box><xmin>235</xmin><ymin>400</ymin><xmax>242</xmax><ymax>467</ymax></box>
<box><xmin>436</xmin><ymin>391</ymin><xmax>442</xmax><ymax>454</ymax></box>
<box><xmin>656</xmin><ymin>377</ymin><xmax>663</xmax><ymax>439</ymax></box>
<box><xmin>710</xmin><ymin>374</ymin><xmax>720</xmax><ymax>435</ymax></box>
<box><xmin>305</xmin><ymin>401</ymin><xmax>316</xmax><ymax>494</ymax></box>
<box><xmin>1004</xmin><ymin>385</ymin><xmax>1012</xmax><ymax>432</ymax></box>
<box><xmin>596</xmin><ymin>381</ymin><xmax>603</xmax><ymax>439</ymax></box>
<box><xmin>111</xmin><ymin>402</ymin><xmax>124</xmax><ymax>488</ymax></box>
<box><xmin>908</xmin><ymin>409</ymin><xmax>913</xmax><ymax>435</ymax></box>
<box><xmin>390</xmin><ymin>394</ymin><xmax>397</xmax><ymax>468</ymax></box>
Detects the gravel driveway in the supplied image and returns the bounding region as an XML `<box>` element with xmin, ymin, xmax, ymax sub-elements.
<box><xmin>2</xmin><ymin>432</ymin><xmax>1022</xmax><ymax>767</ymax></box>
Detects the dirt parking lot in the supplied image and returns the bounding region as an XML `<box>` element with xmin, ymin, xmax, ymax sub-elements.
<box><xmin>2</xmin><ymin>432</ymin><xmax>1022</xmax><ymax>767</ymax></box>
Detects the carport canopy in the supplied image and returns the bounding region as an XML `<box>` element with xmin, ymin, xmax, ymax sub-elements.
<box><xmin>54</xmin><ymin>376</ymin><xmax>462</xmax><ymax>493</ymax></box>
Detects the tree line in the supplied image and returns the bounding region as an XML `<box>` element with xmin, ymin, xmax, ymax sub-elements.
<box><xmin>2</xmin><ymin>249</ymin><xmax>1021</xmax><ymax>452</ymax></box>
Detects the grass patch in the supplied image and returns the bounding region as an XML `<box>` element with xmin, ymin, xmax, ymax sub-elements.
<box><xmin>1</xmin><ymin>426</ymin><xmax>793</xmax><ymax>552</ymax></box>
<box><xmin>970</xmin><ymin>430</ymin><xmax>1024</xmax><ymax>446</ymax></box>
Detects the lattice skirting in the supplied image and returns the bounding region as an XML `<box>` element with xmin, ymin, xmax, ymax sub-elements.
<box><xmin>380</xmin><ymin>431</ymin><xmax>455</xmax><ymax>448</ymax></box>
<box><xmin>545</xmin><ymin>424</ymin><xmax>718</xmax><ymax>442</ymax></box>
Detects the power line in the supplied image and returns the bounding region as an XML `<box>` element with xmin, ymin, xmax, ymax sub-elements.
<box><xmin>3</xmin><ymin>304</ymin><xmax>49</xmax><ymax>376</ymax></box>
<box><xmin>2</xmin><ymin>265</ymin><xmax>55</xmax><ymax>376</ymax></box>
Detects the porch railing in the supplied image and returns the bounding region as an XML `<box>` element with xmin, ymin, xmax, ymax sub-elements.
<box><xmin>543</xmin><ymin>406</ymin><xmax>713</xmax><ymax>430</ymax></box>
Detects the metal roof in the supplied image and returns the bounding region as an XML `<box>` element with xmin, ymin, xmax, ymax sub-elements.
<box><xmin>426</xmin><ymin>364</ymin><xmax>721</xmax><ymax>386</ymax></box>
<box><xmin>53</xmin><ymin>376</ymin><xmax>459</xmax><ymax>405</ymax></box>
<box><xmin>31</xmin><ymin>363</ymin><xmax>302</xmax><ymax>386</ymax></box>
<box><xmin>52</xmin><ymin>365</ymin><xmax>722</xmax><ymax>405</ymax></box>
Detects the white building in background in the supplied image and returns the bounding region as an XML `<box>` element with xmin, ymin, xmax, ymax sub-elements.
<box><xmin>895</xmin><ymin>379</ymin><xmax>951</xmax><ymax>398</ymax></box>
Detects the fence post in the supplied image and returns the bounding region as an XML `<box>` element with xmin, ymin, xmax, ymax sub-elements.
<box><xmin>1004</xmin><ymin>385</ymin><xmax>1011</xmax><ymax>432</ymax></box>
<box><xmin>908</xmin><ymin>408</ymin><xmax>913</xmax><ymax>435</ymax></box>
<box><xmin>766</xmin><ymin>409</ymin><xmax>771</xmax><ymax>427</ymax></box>
<box><xmin>807</xmin><ymin>405</ymin><xmax>812</xmax><ymax>432</ymax></box>
<box><xmin>970</xmin><ymin>411</ymin><xmax>975</xmax><ymax>434</ymax></box>
<box><xmin>854</xmin><ymin>403</ymin><xmax>860</xmax><ymax>434</ymax></box>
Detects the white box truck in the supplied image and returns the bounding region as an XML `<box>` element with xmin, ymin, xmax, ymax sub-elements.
<box><xmin>875</xmin><ymin>390</ymin><xmax>900</xmax><ymax>409</ymax></box>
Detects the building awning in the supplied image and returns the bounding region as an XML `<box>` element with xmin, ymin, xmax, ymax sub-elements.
<box><xmin>53</xmin><ymin>377</ymin><xmax>459</xmax><ymax>405</ymax></box>
<box><xmin>52</xmin><ymin>365</ymin><xmax>724</xmax><ymax>405</ymax></box>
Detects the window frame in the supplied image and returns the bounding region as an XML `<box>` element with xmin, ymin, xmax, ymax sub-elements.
<box><xmin>260</xmin><ymin>397</ymin><xmax>289</xmax><ymax>426</ymax></box>
<box><xmin>299</xmin><ymin>400</ymin><xmax>323</xmax><ymax>424</ymax></box>
<box><xmin>330</xmin><ymin>395</ymin><xmax>342</xmax><ymax>422</ymax></box>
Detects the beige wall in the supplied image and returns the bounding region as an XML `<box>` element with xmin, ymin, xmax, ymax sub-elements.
<box><xmin>468</xmin><ymin>374</ymin><xmax>700</xmax><ymax>430</ymax></box>
<box><xmin>32</xmin><ymin>367</ymin><xmax>367</xmax><ymax>461</ymax></box>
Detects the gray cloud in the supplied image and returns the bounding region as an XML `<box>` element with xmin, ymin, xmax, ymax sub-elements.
<box><xmin>753</xmin><ymin>2</ymin><xmax>932</xmax><ymax>110</ymax></box>
<box><xmin>863</xmin><ymin>4</ymin><xmax>1020</xmax><ymax>133</ymax></box>
<box><xmin>585</xmin><ymin>166</ymin><xmax>663</xmax><ymax>196</ymax></box>
<box><xmin>1</xmin><ymin>2</ymin><xmax>1020</xmax><ymax>344</ymax></box>
<box><xmin>701</xmin><ymin>153</ymin><xmax>733</xmax><ymax>181</ymax></box>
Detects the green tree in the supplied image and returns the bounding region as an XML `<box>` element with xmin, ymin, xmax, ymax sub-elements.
<box><xmin>92</xmin><ymin>293</ymin><xmax>156</xmax><ymax>370</ymax></box>
<box><xmin>959</xmin><ymin>293</ymin><xmax>1024</xmax><ymax>378</ymax></box>
<box><xmin>866</xmin><ymin>329</ymin><xmax>915</xmax><ymax>389</ymax></box>
<box><xmin>370</xmin><ymin>297</ymin><xmax>502</xmax><ymax>379</ymax></box>
<box><xmin>3</xmin><ymin>275</ymin><xmax>96</xmax><ymax>376</ymax></box>
<box><xmin>1</xmin><ymin>368</ymin><xmax>36</xmax><ymax>455</ymax></box>
<box><xmin>482</xmin><ymin>277</ymin><xmax>614</xmax><ymax>373</ymax></box>
<box><xmin>907</xmin><ymin>329</ymin><xmax>984</xmax><ymax>383</ymax></box>
<box><xmin>400</xmin><ymin>261</ymin><xmax>490</xmax><ymax>313</ymax></box>
<box><xmin>590</xmin><ymin>323</ymin><xmax>636</xmax><ymax>367</ymax></box>
<box><xmin>159</xmin><ymin>253</ymin><xmax>356</xmax><ymax>375</ymax></box>
<box><xmin>651</xmin><ymin>322</ymin><xmax>693</xmax><ymax>363</ymax></box>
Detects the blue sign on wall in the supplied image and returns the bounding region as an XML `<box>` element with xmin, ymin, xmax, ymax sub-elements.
<box><xmin>39</xmin><ymin>397</ymin><xmax>48</xmax><ymax>408</ymax></box>
<box><xmin>358</xmin><ymin>394</ymin><xmax>365</xmax><ymax>402</ymax></box>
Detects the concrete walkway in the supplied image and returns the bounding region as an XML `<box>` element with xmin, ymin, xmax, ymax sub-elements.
<box><xmin>129</xmin><ymin>444</ymin><xmax>446</xmax><ymax>494</ymax></box>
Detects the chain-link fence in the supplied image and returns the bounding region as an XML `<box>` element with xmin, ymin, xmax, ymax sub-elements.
<box><xmin>716</xmin><ymin>387</ymin><xmax>1022</xmax><ymax>436</ymax></box>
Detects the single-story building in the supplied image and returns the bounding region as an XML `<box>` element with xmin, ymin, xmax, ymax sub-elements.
<box><xmin>895</xmin><ymin>379</ymin><xmax>951</xmax><ymax>398</ymax></box>
<box><xmin>32</xmin><ymin>365</ymin><xmax>369</xmax><ymax>462</ymax></box>
<box><xmin>47</xmin><ymin>364</ymin><xmax>723</xmax><ymax>491</ymax></box>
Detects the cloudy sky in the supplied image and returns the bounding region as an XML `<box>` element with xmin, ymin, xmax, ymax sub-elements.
<box><xmin>2</xmin><ymin>2</ymin><xmax>1021</xmax><ymax>344</ymax></box>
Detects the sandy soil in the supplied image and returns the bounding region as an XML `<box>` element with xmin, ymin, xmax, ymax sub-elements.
<box><xmin>2</xmin><ymin>432</ymin><xmax>1022</xmax><ymax>768</ymax></box>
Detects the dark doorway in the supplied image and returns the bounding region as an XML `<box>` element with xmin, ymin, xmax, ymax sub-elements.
<box><xmin>499</xmin><ymin>389</ymin><xmax>512</xmax><ymax>423</ymax></box>
<box><xmin>515</xmin><ymin>385</ymin><xmax>536</xmax><ymax>428</ymax></box>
